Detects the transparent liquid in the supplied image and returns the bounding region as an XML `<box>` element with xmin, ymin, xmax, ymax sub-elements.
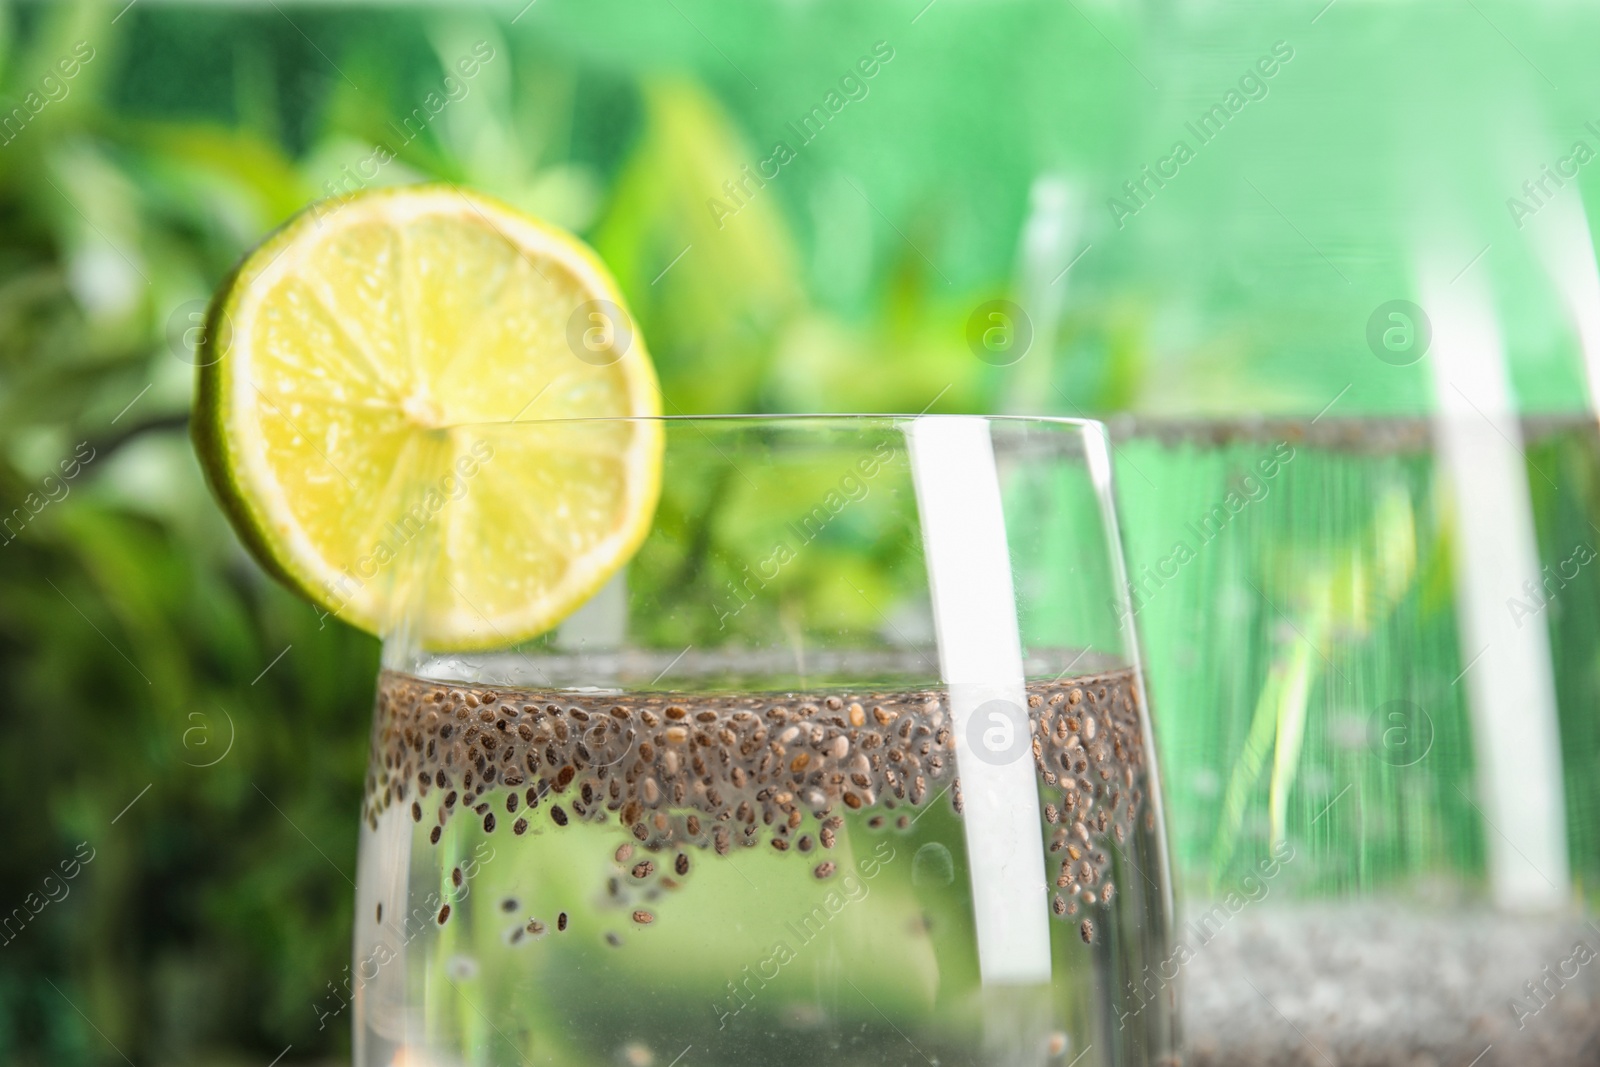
<box><xmin>1113</xmin><ymin>421</ymin><xmax>1600</xmax><ymax>1064</ymax></box>
<box><xmin>353</xmin><ymin>669</ymin><xmax>1178</xmax><ymax>1067</ymax></box>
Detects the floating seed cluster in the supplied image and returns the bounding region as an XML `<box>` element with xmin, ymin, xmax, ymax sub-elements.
<box><xmin>366</xmin><ymin>668</ymin><xmax>1149</xmax><ymax>934</ymax></box>
<box><xmin>1027</xmin><ymin>679</ymin><xmax>1153</xmax><ymax>935</ymax></box>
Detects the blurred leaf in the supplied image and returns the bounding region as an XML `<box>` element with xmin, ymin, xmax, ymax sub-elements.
<box><xmin>595</xmin><ymin>78</ymin><xmax>804</xmax><ymax>414</ymax></box>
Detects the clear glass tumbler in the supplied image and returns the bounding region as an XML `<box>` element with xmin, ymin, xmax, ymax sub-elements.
<box><xmin>352</xmin><ymin>415</ymin><xmax>1178</xmax><ymax>1067</ymax></box>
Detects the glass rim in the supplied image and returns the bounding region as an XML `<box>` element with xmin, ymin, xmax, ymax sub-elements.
<box><xmin>434</xmin><ymin>412</ymin><xmax>1106</xmax><ymax>432</ymax></box>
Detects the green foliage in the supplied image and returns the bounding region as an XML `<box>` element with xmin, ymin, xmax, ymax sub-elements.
<box><xmin>0</xmin><ymin>5</ymin><xmax>1018</xmax><ymax>1062</ymax></box>
<box><xmin>0</xmin><ymin>6</ymin><xmax>626</xmax><ymax>1065</ymax></box>
<box><xmin>4</xmin><ymin>1</ymin><xmax>1599</xmax><ymax>1063</ymax></box>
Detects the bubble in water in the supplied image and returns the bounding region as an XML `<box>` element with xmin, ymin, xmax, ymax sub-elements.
<box><xmin>912</xmin><ymin>842</ymin><xmax>954</xmax><ymax>888</ymax></box>
<box><xmin>446</xmin><ymin>955</ymin><xmax>478</xmax><ymax>980</ymax></box>
<box><xmin>619</xmin><ymin>1042</ymin><xmax>655</xmax><ymax>1067</ymax></box>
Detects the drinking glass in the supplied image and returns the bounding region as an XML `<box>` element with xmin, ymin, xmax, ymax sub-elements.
<box><xmin>351</xmin><ymin>415</ymin><xmax>1177</xmax><ymax>1067</ymax></box>
<box><xmin>1113</xmin><ymin>416</ymin><xmax>1600</xmax><ymax>1065</ymax></box>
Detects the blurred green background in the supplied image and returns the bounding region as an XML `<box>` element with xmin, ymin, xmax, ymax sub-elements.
<box><xmin>5</xmin><ymin>0</ymin><xmax>1600</xmax><ymax>1063</ymax></box>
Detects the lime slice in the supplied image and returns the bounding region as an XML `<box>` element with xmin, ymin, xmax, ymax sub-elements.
<box><xmin>192</xmin><ymin>184</ymin><xmax>662</xmax><ymax>647</ymax></box>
